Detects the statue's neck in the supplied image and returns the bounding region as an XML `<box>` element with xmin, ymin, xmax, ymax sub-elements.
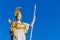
<box><xmin>16</xmin><ymin>21</ymin><xmax>21</xmax><ymax>23</ymax></box>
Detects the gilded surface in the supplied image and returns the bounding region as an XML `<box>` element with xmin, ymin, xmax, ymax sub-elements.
<box><xmin>11</xmin><ymin>21</ymin><xmax>26</xmax><ymax>32</ymax></box>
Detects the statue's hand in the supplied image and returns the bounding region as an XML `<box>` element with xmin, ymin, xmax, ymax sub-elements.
<box><xmin>8</xmin><ymin>18</ymin><xmax>11</xmax><ymax>24</ymax></box>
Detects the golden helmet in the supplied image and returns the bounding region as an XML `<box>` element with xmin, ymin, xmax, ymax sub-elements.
<box><xmin>14</xmin><ymin>7</ymin><xmax>22</xmax><ymax>17</ymax></box>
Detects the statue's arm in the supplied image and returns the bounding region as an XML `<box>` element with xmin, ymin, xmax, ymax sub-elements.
<box><xmin>24</xmin><ymin>15</ymin><xmax>36</xmax><ymax>33</ymax></box>
<box><xmin>24</xmin><ymin>12</ymin><xmax>36</xmax><ymax>27</ymax></box>
<box><xmin>23</xmin><ymin>23</ymin><xmax>30</xmax><ymax>33</ymax></box>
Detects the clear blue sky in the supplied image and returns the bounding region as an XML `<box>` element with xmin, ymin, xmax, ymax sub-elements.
<box><xmin>0</xmin><ymin>0</ymin><xmax>60</xmax><ymax>40</ymax></box>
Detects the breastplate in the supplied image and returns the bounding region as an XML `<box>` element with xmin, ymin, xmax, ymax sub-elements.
<box><xmin>11</xmin><ymin>21</ymin><xmax>26</xmax><ymax>32</ymax></box>
<box><xmin>12</xmin><ymin>21</ymin><xmax>26</xmax><ymax>29</ymax></box>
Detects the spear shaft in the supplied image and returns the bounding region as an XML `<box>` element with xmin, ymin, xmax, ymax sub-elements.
<box><xmin>30</xmin><ymin>4</ymin><xmax>36</xmax><ymax>40</ymax></box>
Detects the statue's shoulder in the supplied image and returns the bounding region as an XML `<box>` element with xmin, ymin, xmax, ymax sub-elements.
<box><xmin>20</xmin><ymin>22</ymin><xmax>26</xmax><ymax>27</ymax></box>
<box><xmin>21</xmin><ymin>22</ymin><xmax>25</xmax><ymax>24</ymax></box>
<box><xmin>23</xmin><ymin>22</ymin><xmax>30</xmax><ymax>26</ymax></box>
<box><xmin>21</xmin><ymin>22</ymin><xmax>30</xmax><ymax>26</ymax></box>
<box><xmin>11</xmin><ymin>21</ymin><xmax>16</xmax><ymax>27</ymax></box>
<box><xmin>10</xmin><ymin>21</ymin><xmax>16</xmax><ymax>32</ymax></box>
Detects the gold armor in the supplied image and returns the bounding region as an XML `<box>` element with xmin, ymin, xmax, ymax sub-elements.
<box><xmin>10</xmin><ymin>21</ymin><xmax>26</xmax><ymax>32</ymax></box>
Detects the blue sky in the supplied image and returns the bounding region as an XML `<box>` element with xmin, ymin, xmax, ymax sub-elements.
<box><xmin>0</xmin><ymin>0</ymin><xmax>60</xmax><ymax>40</ymax></box>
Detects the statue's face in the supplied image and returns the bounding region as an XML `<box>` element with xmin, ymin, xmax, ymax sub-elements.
<box><xmin>16</xmin><ymin>16</ymin><xmax>22</xmax><ymax>21</ymax></box>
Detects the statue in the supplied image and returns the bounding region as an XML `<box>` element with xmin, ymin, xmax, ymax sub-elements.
<box><xmin>8</xmin><ymin>4</ymin><xmax>36</xmax><ymax>40</ymax></box>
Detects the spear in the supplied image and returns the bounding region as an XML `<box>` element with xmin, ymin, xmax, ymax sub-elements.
<box><xmin>30</xmin><ymin>4</ymin><xmax>36</xmax><ymax>40</ymax></box>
